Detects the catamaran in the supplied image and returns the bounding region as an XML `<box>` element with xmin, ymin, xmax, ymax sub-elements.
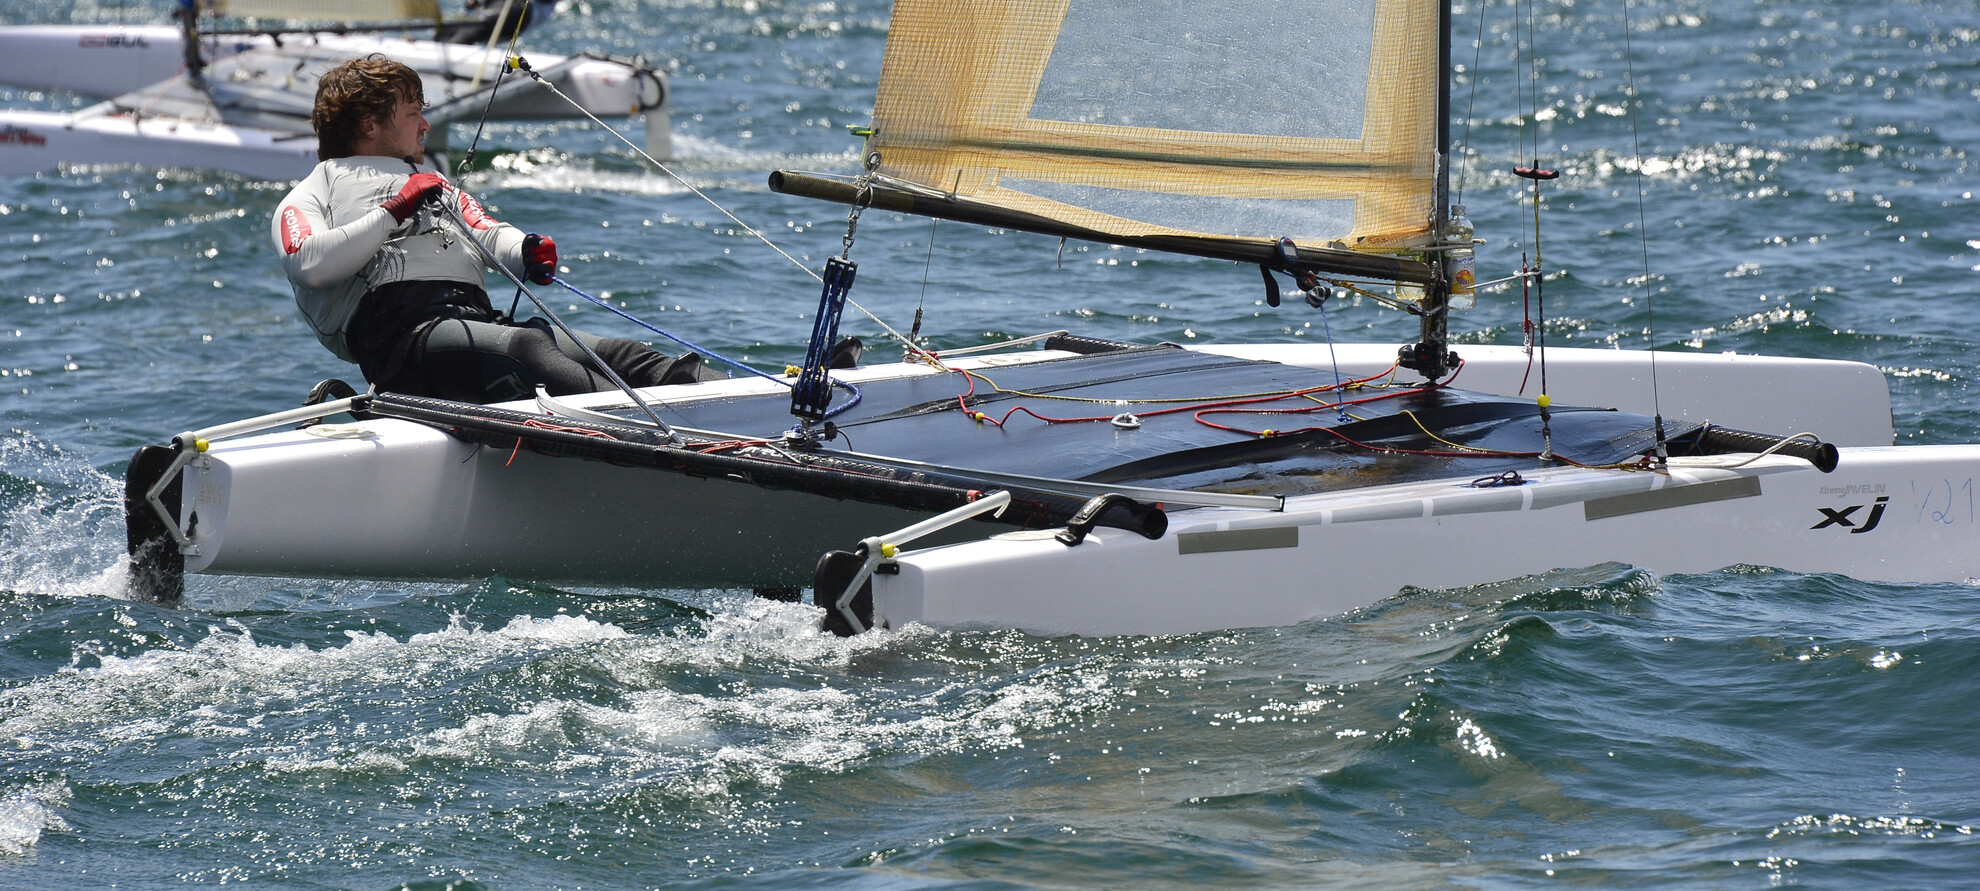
<box><xmin>0</xmin><ymin>0</ymin><xmax>668</xmax><ymax>179</ymax></box>
<box><xmin>121</xmin><ymin>0</ymin><xmax>1980</xmax><ymax>636</ymax></box>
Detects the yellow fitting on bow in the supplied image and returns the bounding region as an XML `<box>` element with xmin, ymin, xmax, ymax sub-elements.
<box><xmin>1260</xmin><ymin>429</ymin><xmax>1275</xmax><ymax>438</ymax></box>
<box><xmin>880</xmin><ymin>543</ymin><xmax>898</xmax><ymax>558</ymax></box>
<box><xmin>1536</xmin><ymin>394</ymin><xmax>1552</xmax><ymax>409</ymax></box>
<box><xmin>506</xmin><ymin>56</ymin><xmax>523</xmax><ymax>71</ymax></box>
<box><xmin>194</xmin><ymin>438</ymin><xmax>210</xmax><ymax>452</ymax></box>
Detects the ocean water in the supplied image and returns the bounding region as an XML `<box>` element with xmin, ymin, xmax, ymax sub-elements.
<box><xmin>4</xmin><ymin>0</ymin><xmax>1980</xmax><ymax>887</ymax></box>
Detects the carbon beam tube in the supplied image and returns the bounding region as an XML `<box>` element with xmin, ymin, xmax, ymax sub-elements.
<box><xmin>768</xmin><ymin>170</ymin><xmax>1433</xmax><ymax>285</ymax></box>
<box><xmin>1692</xmin><ymin>427</ymin><xmax>1839</xmax><ymax>473</ymax></box>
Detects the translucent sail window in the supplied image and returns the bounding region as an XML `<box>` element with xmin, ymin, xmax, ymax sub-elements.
<box><xmin>1030</xmin><ymin>0</ymin><xmax>1376</xmax><ymax>141</ymax></box>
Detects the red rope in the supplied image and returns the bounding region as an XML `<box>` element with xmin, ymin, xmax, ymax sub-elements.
<box><xmin>504</xmin><ymin>418</ymin><xmax>621</xmax><ymax>467</ymax></box>
<box><xmin>953</xmin><ymin>365</ymin><xmax>1408</xmax><ymax>429</ymax></box>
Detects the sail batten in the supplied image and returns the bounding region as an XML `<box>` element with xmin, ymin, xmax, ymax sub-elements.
<box><xmin>869</xmin><ymin>0</ymin><xmax>1441</xmax><ymax>255</ymax></box>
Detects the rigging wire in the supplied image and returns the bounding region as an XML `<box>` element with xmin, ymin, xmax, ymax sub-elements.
<box><xmin>1513</xmin><ymin>0</ymin><xmax>1556</xmax><ymax>462</ymax></box>
<box><xmin>413</xmin><ymin>165</ymin><xmax>681</xmax><ymax>441</ymax></box>
<box><xmin>1454</xmin><ymin>0</ymin><xmax>1490</xmax><ymax>206</ymax></box>
<box><xmin>455</xmin><ymin>52</ymin><xmax>516</xmax><ymax>176</ymax></box>
<box><xmin>441</xmin><ymin>39</ymin><xmax>870</xmax><ymax>422</ymax></box>
<box><xmin>499</xmin><ymin>61</ymin><xmax>930</xmax><ymax>358</ymax></box>
<box><xmin>1618</xmin><ymin>0</ymin><xmax>1671</xmax><ymax>469</ymax></box>
<box><xmin>456</xmin><ymin>1</ymin><xmax>535</xmax><ymax>174</ymax></box>
<box><xmin>545</xmin><ymin>273</ymin><xmax>865</xmax><ymax>420</ymax></box>
<box><xmin>547</xmin><ymin>276</ymin><xmax>784</xmax><ymax>386</ymax></box>
<box><xmin>443</xmin><ymin>43</ymin><xmax>945</xmax><ymax>419</ymax></box>
<box><xmin>909</xmin><ymin>216</ymin><xmax>939</xmax><ymax>346</ymax></box>
<box><xmin>1315</xmin><ymin>293</ymin><xmax>1351</xmax><ymax>422</ymax></box>
<box><xmin>503</xmin><ymin>61</ymin><xmax>819</xmax><ymax>282</ymax></box>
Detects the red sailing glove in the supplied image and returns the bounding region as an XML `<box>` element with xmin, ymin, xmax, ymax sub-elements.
<box><xmin>523</xmin><ymin>233</ymin><xmax>558</xmax><ymax>284</ymax></box>
<box><xmin>380</xmin><ymin>171</ymin><xmax>446</xmax><ymax>223</ymax></box>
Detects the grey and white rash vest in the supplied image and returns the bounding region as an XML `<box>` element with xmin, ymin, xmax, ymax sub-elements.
<box><xmin>272</xmin><ymin>156</ymin><xmax>527</xmax><ymax>361</ymax></box>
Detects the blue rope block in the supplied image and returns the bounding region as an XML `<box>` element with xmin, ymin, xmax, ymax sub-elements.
<box><xmin>792</xmin><ymin>256</ymin><xmax>856</xmax><ymax>422</ymax></box>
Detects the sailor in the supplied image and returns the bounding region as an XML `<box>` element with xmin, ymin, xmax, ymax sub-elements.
<box><xmin>272</xmin><ymin>55</ymin><xmax>710</xmax><ymax>403</ymax></box>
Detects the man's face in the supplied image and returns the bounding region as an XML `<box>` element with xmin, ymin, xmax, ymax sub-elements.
<box><xmin>363</xmin><ymin>94</ymin><xmax>429</xmax><ymax>160</ymax></box>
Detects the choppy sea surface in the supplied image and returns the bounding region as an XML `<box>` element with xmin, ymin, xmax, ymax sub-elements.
<box><xmin>5</xmin><ymin>0</ymin><xmax>1980</xmax><ymax>887</ymax></box>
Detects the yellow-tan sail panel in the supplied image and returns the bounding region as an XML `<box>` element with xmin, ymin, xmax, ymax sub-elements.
<box><xmin>871</xmin><ymin>0</ymin><xmax>1439</xmax><ymax>250</ymax></box>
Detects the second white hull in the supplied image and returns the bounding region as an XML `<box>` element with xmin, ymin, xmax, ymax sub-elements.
<box><xmin>869</xmin><ymin>447</ymin><xmax>1980</xmax><ymax>635</ymax></box>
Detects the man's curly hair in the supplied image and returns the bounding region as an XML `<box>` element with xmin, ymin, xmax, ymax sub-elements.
<box><xmin>311</xmin><ymin>55</ymin><xmax>425</xmax><ymax>161</ymax></box>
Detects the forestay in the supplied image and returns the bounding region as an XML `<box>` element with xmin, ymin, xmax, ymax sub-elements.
<box><xmin>869</xmin><ymin>0</ymin><xmax>1441</xmax><ymax>251</ymax></box>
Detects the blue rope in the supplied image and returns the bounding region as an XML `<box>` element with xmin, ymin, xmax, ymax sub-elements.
<box><xmin>828</xmin><ymin>379</ymin><xmax>862</xmax><ymax>418</ymax></box>
<box><xmin>548</xmin><ymin>275</ymin><xmax>783</xmax><ymax>385</ymax></box>
<box><xmin>823</xmin><ymin>378</ymin><xmax>861</xmax><ymax>419</ymax></box>
<box><xmin>546</xmin><ymin>274</ymin><xmax>862</xmax><ymax>418</ymax></box>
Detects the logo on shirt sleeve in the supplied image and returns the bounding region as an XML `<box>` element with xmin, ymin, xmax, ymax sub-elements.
<box><xmin>458</xmin><ymin>191</ymin><xmax>498</xmax><ymax>230</ymax></box>
<box><xmin>279</xmin><ymin>206</ymin><xmax>311</xmax><ymax>254</ymax></box>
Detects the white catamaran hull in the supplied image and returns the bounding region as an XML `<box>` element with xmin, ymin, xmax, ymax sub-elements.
<box><xmin>138</xmin><ymin>344</ymin><xmax>1980</xmax><ymax>636</ymax></box>
<box><xmin>172</xmin><ymin>412</ymin><xmax>933</xmax><ymax>589</ymax></box>
<box><xmin>870</xmin><ymin>448</ymin><xmax>1978</xmax><ymax>636</ymax></box>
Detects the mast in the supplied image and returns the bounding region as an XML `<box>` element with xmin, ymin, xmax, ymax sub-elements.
<box><xmin>1402</xmin><ymin>0</ymin><xmax>1456</xmax><ymax>381</ymax></box>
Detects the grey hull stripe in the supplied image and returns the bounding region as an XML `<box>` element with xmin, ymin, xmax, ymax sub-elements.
<box><xmin>1584</xmin><ymin>475</ymin><xmax>1762</xmax><ymax>520</ymax></box>
<box><xmin>1178</xmin><ymin>526</ymin><xmax>1300</xmax><ymax>554</ymax></box>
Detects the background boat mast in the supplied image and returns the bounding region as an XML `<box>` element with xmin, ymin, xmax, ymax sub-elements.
<box><xmin>177</xmin><ymin>0</ymin><xmax>208</xmax><ymax>81</ymax></box>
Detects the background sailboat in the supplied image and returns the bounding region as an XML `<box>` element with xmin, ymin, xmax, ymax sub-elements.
<box><xmin>0</xmin><ymin>0</ymin><xmax>670</xmax><ymax>177</ymax></box>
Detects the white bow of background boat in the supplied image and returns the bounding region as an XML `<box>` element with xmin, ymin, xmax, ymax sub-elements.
<box><xmin>0</xmin><ymin>0</ymin><xmax>669</xmax><ymax>179</ymax></box>
<box><xmin>117</xmin><ymin>0</ymin><xmax>1980</xmax><ymax>636</ymax></box>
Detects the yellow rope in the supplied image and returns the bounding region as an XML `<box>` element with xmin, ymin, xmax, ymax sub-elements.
<box><xmin>1398</xmin><ymin>409</ymin><xmax>1652</xmax><ymax>469</ymax></box>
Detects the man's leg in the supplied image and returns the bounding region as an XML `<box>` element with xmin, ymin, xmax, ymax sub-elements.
<box><xmin>414</xmin><ymin>318</ymin><xmax>613</xmax><ymax>402</ymax></box>
<box><xmin>519</xmin><ymin>318</ymin><xmax>718</xmax><ymax>388</ymax></box>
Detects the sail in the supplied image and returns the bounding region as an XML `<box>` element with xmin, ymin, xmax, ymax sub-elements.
<box><xmin>210</xmin><ymin>0</ymin><xmax>443</xmax><ymax>23</ymax></box>
<box><xmin>869</xmin><ymin>0</ymin><xmax>1442</xmax><ymax>252</ymax></box>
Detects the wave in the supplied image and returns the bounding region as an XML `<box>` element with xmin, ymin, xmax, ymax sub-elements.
<box><xmin>0</xmin><ymin>430</ymin><xmax>131</xmax><ymax>603</ymax></box>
